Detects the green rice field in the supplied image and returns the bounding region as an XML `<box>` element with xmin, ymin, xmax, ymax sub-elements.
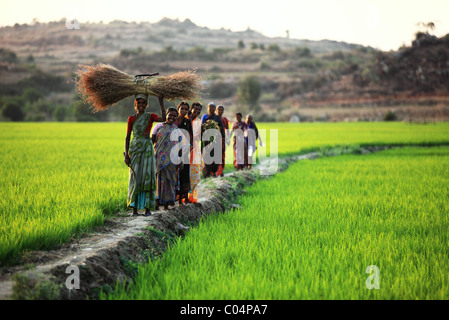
<box><xmin>1</xmin><ymin>121</ymin><xmax>449</xmax><ymax>276</ymax></box>
<box><xmin>104</xmin><ymin>146</ymin><xmax>449</xmax><ymax>299</ymax></box>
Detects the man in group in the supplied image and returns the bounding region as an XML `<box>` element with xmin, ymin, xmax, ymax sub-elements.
<box><xmin>201</xmin><ymin>102</ymin><xmax>225</xmax><ymax>178</ymax></box>
<box><xmin>215</xmin><ymin>105</ymin><xmax>230</xmax><ymax>177</ymax></box>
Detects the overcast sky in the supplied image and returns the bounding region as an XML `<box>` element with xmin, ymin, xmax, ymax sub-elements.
<box><xmin>1</xmin><ymin>0</ymin><xmax>448</xmax><ymax>51</ymax></box>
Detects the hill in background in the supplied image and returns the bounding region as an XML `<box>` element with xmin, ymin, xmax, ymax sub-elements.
<box><xmin>0</xmin><ymin>18</ymin><xmax>448</xmax><ymax>122</ymax></box>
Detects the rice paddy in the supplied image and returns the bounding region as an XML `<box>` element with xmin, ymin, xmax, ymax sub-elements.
<box><xmin>1</xmin><ymin>121</ymin><xmax>449</xmax><ymax>281</ymax></box>
<box><xmin>256</xmin><ymin>121</ymin><xmax>449</xmax><ymax>156</ymax></box>
<box><xmin>104</xmin><ymin>146</ymin><xmax>449</xmax><ymax>299</ymax></box>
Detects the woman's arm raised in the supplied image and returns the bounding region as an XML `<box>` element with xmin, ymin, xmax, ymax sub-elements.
<box><xmin>155</xmin><ymin>96</ymin><xmax>166</xmax><ymax>122</ymax></box>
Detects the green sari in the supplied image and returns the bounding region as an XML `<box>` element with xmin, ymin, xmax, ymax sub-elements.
<box><xmin>127</xmin><ymin>112</ymin><xmax>157</xmax><ymax>210</ymax></box>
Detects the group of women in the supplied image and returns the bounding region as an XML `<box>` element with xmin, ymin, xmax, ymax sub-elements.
<box><xmin>124</xmin><ymin>94</ymin><xmax>261</xmax><ymax>216</ymax></box>
<box><xmin>230</xmin><ymin>112</ymin><xmax>262</xmax><ymax>171</ymax></box>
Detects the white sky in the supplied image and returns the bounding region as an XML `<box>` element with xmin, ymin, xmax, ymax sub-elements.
<box><xmin>1</xmin><ymin>0</ymin><xmax>449</xmax><ymax>51</ymax></box>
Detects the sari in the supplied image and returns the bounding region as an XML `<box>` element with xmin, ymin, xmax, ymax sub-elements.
<box><xmin>232</xmin><ymin>121</ymin><xmax>248</xmax><ymax>169</ymax></box>
<box><xmin>154</xmin><ymin>123</ymin><xmax>190</xmax><ymax>205</ymax></box>
<box><xmin>188</xmin><ymin>116</ymin><xmax>204</xmax><ymax>203</ymax></box>
<box><xmin>127</xmin><ymin>112</ymin><xmax>157</xmax><ymax>210</ymax></box>
<box><xmin>246</xmin><ymin>122</ymin><xmax>259</xmax><ymax>166</ymax></box>
<box><xmin>201</xmin><ymin>114</ymin><xmax>225</xmax><ymax>178</ymax></box>
<box><xmin>175</xmin><ymin>116</ymin><xmax>193</xmax><ymax>198</ymax></box>
<box><xmin>216</xmin><ymin>116</ymin><xmax>229</xmax><ymax>177</ymax></box>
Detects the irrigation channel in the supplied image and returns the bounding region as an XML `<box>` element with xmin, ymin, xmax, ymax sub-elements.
<box><xmin>0</xmin><ymin>145</ymin><xmax>402</xmax><ymax>300</ymax></box>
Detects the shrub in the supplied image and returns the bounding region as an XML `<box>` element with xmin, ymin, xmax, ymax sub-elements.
<box><xmin>23</xmin><ymin>87</ymin><xmax>44</xmax><ymax>102</ymax></box>
<box><xmin>53</xmin><ymin>105</ymin><xmax>67</xmax><ymax>121</ymax></box>
<box><xmin>298</xmin><ymin>59</ymin><xmax>323</xmax><ymax>70</ymax></box>
<box><xmin>0</xmin><ymin>48</ymin><xmax>18</xmax><ymax>63</ymax></box>
<box><xmin>267</xmin><ymin>43</ymin><xmax>280</xmax><ymax>53</ymax></box>
<box><xmin>2</xmin><ymin>100</ymin><xmax>25</xmax><ymax>121</ymax></box>
<box><xmin>260</xmin><ymin>61</ymin><xmax>271</xmax><ymax>70</ymax></box>
<box><xmin>383</xmin><ymin>110</ymin><xmax>397</xmax><ymax>121</ymax></box>
<box><xmin>19</xmin><ymin>70</ymin><xmax>71</xmax><ymax>94</ymax></box>
<box><xmin>324</xmin><ymin>50</ymin><xmax>345</xmax><ymax>60</ymax></box>
<box><xmin>296</xmin><ymin>46</ymin><xmax>312</xmax><ymax>57</ymax></box>
<box><xmin>208</xmin><ymin>81</ymin><xmax>236</xmax><ymax>99</ymax></box>
<box><xmin>237</xmin><ymin>75</ymin><xmax>261</xmax><ymax>109</ymax></box>
<box><xmin>119</xmin><ymin>47</ymin><xmax>143</xmax><ymax>57</ymax></box>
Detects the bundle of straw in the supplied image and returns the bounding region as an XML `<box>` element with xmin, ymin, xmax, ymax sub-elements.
<box><xmin>75</xmin><ymin>64</ymin><xmax>204</xmax><ymax>112</ymax></box>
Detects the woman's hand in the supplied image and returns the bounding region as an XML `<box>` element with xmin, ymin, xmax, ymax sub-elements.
<box><xmin>124</xmin><ymin>153</ymin><xmax>130</xmax><ymax>166</ymax></box>
<box><xmin>158</xmin><ymin>95</ymin><xmax>166</xmax><ymax>121</ymax></box>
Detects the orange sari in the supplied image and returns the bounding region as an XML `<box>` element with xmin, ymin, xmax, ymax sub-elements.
<box><xmin>188</xmin><ymin>116</ymin><xmax>204</xmax><ymax>203</ymax></box>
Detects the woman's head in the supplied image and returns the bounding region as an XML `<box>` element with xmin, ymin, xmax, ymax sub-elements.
<box><xmin>177</xmin><ymin>101</ymin><xmax>190</xmax><ymax>117</ymax></box>
<box><xmin>166</xmin><ymin>107</ymin><xmax>178</xmax><ymax>124</ymax></box>
<box><xmin>246</xmin><ymin>114</ymin><xmax>253</xmax><ymax>124</ymax></box>
<box><xmin>134</xmin><ymin>98</ymin><xmax>148</xmax><ymax>113</ymax></box>
<box><xmin>190</xmin><ymin>101</ymin><xmax>202</xmax><ymax>119</ymax></box>
<box><xmin>207</xmin><ymin>102</ymin><xmax>216</xmax><ymax>115</ymax></box>
<box><xmin>235</xmin><ymin>112</ymin><xmax>242</xmax><ymax>122</ymax></box>
<box><xmin>216</xmin><ymin>105</ymin><xmax>224</xmax><ymax>117</ymax></box>
<box><xmin>134</xmin><ymin>94</ymin><xmax>148</xmax><ymax>112</ymax></box>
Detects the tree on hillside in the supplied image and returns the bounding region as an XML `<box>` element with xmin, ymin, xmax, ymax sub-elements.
<box><xmin>2</xmin><ymin>100</ymin><xmax>25</xmax><ymax>121</ymax></box>
<box><xmin>26</xmin><ymin>54</ymin><xmax>34</xmax><ymax>64</ymax></box>
<box><xmin>72</xmin><ymin>95</ymin><xmax>108</xmax><ymax>122</ymax></box>
<box><xmin>53</xmin><ymin>105</ymin><xmax>67</xmax><ymax>121</ymax></box>
<box><xmin>267</xmin><ymin>43</ymin><xmax>280</xmax><ymax>53</ymax></box>
<box><xmin>237</xmin><ymin>75</ymin><xmax>261</xmax><ymax>113</ymax></box>
<box><xmin>23</xmin><ymin>87</ymin><xmax>44</xmax><ymax>102</ymax></box>
<box><xmin>296</xmin><ymin>46</ymin><xmax>312</xmax><ymax>57</ymax></box>
<box><xmin>0</xmin><ymin>48</ymin><xmax>18</xmax><ymax>63</ymax></box>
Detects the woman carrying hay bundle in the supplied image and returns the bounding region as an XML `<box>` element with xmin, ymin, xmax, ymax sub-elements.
<box><xmin>124</xmin><ymin>94</ymin><xmax>166</xmax><ymax>216</ymax></box>
<box><xmin>75</xmin><ymin>63</ymin><xmax>203</xmax><ymax>211</ymax></box>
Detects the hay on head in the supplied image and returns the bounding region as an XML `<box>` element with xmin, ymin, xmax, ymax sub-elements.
<box><xmin>75</xmin><ymin>64</ymin><xmax>204</xmax><ymax>112</ymax></box>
